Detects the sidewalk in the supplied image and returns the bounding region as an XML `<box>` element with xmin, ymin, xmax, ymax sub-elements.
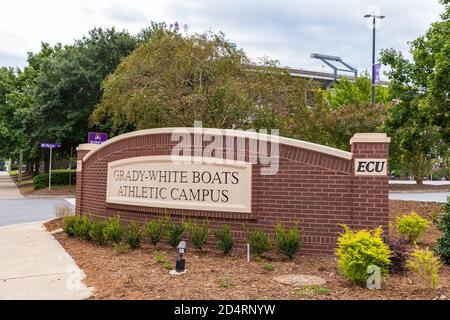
<box><xmin>0</xmin><ymin>171</ymin><xmax>23</xmax><ymax>198</ymax></box>
<box><xmin>0</xmin><ymin>222</ymin><xmax>93</xmax><ymax>300</ymax></box>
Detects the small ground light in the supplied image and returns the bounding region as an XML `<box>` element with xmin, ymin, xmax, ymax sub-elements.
<box><xmin>176</xmin><ymin>241</ymin><xmax>187</xmax><ymax>272</ymax></box>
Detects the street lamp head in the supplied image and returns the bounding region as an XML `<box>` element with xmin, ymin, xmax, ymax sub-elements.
<box><xmin>364</xmin><ymin>14</ymin><xmax>386</xmax><ymax>19</ymax></box>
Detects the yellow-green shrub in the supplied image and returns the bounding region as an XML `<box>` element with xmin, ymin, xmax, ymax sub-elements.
<box><xmin>336</xmin><ymin>225</ymin><xmax>391</xmax><ymax>285</ymax></box>
<box><xmin>396</xmin><ymin>212</ymin><xmax>430</xmax><ymax>242</ymax></box>
<box><xmin>63</xmin><ymin>215</ymin><xmax>78</xmax><ymax>237</ymax></box>
<box><xmin>407</xmin><ymin>246</ymin><xmax>442</xmax><ymax>290</ymax></box>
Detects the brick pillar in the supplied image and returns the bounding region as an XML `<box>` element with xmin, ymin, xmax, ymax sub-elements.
<box><xmin>350</xmin><ymin>133</ymin><xmax>391</xmax><ymax>234</ymax></box>
<box><xmin>75</xmin><ymin>144</ymin><xmax>98</xmax><ymax>215</ymax></box>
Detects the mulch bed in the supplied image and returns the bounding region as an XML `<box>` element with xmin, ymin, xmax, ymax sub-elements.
<box><xmin>22</xmin><ymin>186</ymin><xmax>76</xmax><ymax>197</ymax></box>
<box><xmin>52</xmin><ymin>200</ymin><xmax>450</xmax><ymax>300</ymax></box>
<box><xmin>44</xmin><ymin>218</ymin><xmax>63</xmax><ymax>232</ymax></box>
<box><xmin>9</xmin><ymin>173</ymin><xmax>76</xmax><ymax>197</ymax></box>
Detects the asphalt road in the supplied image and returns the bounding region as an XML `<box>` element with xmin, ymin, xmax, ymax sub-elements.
<box><xmin>0</xmin><ymin>171</ymin><xmax>75</xmax><ymax>226</ymax></box>
<box><xmin>0</xmin><ymin>198</ymin><xmax>72</xmax><ymax>227</ymax></box>
<box><xmin>389</xmin><ymin>192</ymin><xmax>449</xmax><ymax>203</ymax></box>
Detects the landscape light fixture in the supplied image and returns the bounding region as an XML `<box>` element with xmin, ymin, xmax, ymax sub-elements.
<box><xmin>364</xmin><ymin>14</ymin><xmax>386</xmax><ymax>103</ymax></box>
<box><xmin>176</xmin><ymin>241</ymin><xmax>187</xmax><ymax>273</ymax></box>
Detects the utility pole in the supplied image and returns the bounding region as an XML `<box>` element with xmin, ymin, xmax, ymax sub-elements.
<box><xmin>48</xmin><ymin>146</ymin><xmax>52</xmax><ymax>190</ymax></box>
<box><xmin>40</xmin><ymin>143</ymin><xmax>61</xmax><ymax>190</ymax></box>
<box><xmin>364</xmin><ymin>14</ymin><xmax>385</xmax><ymax>104</ymax></box>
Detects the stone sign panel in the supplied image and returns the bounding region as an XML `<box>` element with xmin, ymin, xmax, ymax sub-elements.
<box><xmin>354</xmin><ymin>158</ymin><xmax>388</xmax><ymax>176</ymax></box>
<box><xmin>106</xmin><ymin>156</ymin><xmax>252</xmax><ymax>213</ymax></box>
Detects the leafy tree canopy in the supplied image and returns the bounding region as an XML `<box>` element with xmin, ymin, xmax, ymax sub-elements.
<box><xmin>323</xmin><ymin>73</ymin><xmax>390</xmax><ymax>109</ymax></box>
<box><xmin>91</xmin><ymin>29</ymin><xmax>327</xmax><ymax>145</ymax></box>
<box><xmin>380</xmin><ymin>0</ymin><xmax>449</xmax><ymax>182</ymax></box>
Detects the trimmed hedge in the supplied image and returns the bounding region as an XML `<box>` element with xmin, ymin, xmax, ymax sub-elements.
<box><xmin>33</xmin><ymin>170</ymin><xmax>76</xmax><ymax>190</ymax></box>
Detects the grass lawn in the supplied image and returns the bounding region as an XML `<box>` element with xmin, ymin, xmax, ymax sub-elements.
<box><xmin>50</xmin><ymin>200</ymin><xmax>450</xmax><ymax>300</ymax></box>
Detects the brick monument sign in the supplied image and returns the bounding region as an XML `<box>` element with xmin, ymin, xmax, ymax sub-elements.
<box><xmin>76</xmin><ymin>128</ymin><xmax>390</xmax><ymax>255</ymax></box>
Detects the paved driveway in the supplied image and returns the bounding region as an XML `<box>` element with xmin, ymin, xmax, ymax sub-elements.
<box><xmin>0</xmin><ymin>198</ymin><xmax>71</xmax><ymax>227</ymax></box>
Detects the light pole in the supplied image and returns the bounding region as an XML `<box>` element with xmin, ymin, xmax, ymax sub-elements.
<box><xmin>364</xmin><ymin>14</ymin><xmax>385</xmax><ymax>104</ymax></box>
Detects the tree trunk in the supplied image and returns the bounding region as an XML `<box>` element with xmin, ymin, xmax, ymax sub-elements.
<box><xmin>25</xmin><ymin>160</ymin><xmax>32</xmax><ymax>174</ymax></box>
<box><xmin>44</xmin><ymin>152</ymin><xmax>49</xmax><ymax>174</ymax></box>
<box><xmin>33</xmin><ymin>158</ymin><xmax>41</xmax><ymax>175</ymax></box>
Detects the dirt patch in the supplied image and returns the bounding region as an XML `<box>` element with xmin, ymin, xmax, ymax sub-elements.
<box><xmin>54</xmin><ymin>200</ymin><xmax>450</xmax><ymax>300</ymax></box>
<box><xmin>21</xmin><ymin>186</ymin><xmax>76</xmax><ymax>197</ymax></box>
<box><xmin>44</xmin><ymin>218</ymin><xmax>63</xmax><ymax>232</ymax></box>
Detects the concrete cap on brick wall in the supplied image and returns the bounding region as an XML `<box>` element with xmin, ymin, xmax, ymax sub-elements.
<box><xmin>76</xmin><ymin>143</ymin><xmax>99</xmax><ymax>152</ymax></box>
<box><xmin>81</xmin><ymin>127</ymin><xmax>353</xmax><ymax>161</ymax></box>
<box><xmin>350</xmin><ymin>133</ymin><xmax>391</xmax><ymax>145</ymax></box>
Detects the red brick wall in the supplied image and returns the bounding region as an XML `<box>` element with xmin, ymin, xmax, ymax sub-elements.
<box><xmin>76</xmin><ymin>131</ymin><xmax>389</xmax><ymax>255</ymax></box>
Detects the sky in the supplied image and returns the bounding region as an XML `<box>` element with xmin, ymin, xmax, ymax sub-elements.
<box><xmin>0</xmin><ymin>0</ymin><xmax>444</xmax><ymax>77</ymax></box>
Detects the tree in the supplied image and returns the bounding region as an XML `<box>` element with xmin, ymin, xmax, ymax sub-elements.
<box><xmin>380</xmin><ymin>0</ymin><xmax>449</xmax><ymax>183</ymax></box>
<box><xmin>0</xmin><ymin>43</ymin><xmax>57</xmax><ymax>172</ymax></box>
<box><xmin>0</xmin><ymin>25</ymin><xmax>176</xmax><ymax>173</ymax></box>
<box><xmin>91</xmin><ymin>29</ymin><xmax>325</xmax><ymax>145</ymax></box>
<box><xmin>0</xmin><ymin>67</ymin><xmax>19</xmax><ymax>158</ymax></box>
<box><xmin>319</xmin><ymin>74</ymin><xmax>391</xmax><ymax>151</ymax></box>
<box><xmin>324</xmin><ymin>102</ymin><xmax>390</xmax><ymax>151</ymax></box>
<box><xmin>34</xmin><ymin>28</ymin><xmax>138</xmax><ymax>164</ymax></box>
<box><xmin>323</xmin><ymin>74</ymin><xmax>390</xmax><ymax>109</ymax></box>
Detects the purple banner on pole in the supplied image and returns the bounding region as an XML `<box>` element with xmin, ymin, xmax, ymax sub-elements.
<box><xmin>88</xmin><ymin>132</ymin><xmax>108</xmax><ymax>145</ymax></box>
<box><xmin>40</xmin><ymin>143</ymin><xmax>61</xmax><ymax>149</ymax></box>
<box><xmin>373</xmin><ymin>63</ymin><xmax>381</xmax><ymax>85</ymax></box>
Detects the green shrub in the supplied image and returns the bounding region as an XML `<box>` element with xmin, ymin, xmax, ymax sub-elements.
<box><xmin>396</xmin><ymin>212</ymin><xmax>430</xmax><ymax>242</ymax></box>
<box><xmin>187</xmin><ymin>220</ymin><xmax>209</xmax><ymax>251</ymax></box>
<box><xmin>431</xmin><ymin>211</ymin><xmax>439</xmax><ymax>225</ymax></box>
<box><xmin>113</xmin><ymin>243</ymin><xmax>130</xmax><ymax>255</ymax></box>
<box><xmin>336</xmin><ymin>225</ymin><xmax>391</xmax><ymax>285</ymax></box>
<box><xmin>408</xmin><ymin>246</ymin><xmax>442</xmax><ymax>290</ymax></box>
<box><xmin>294</xmin><ymin>285</ymin><xmax>332</xmax><ymax>298</ymax></box>
<box><xmin>145</xmin><ymin>219</ymin><xmax>164</xmax><ymax>247</ymax></box>
<box><xmin>124</xmin><ymin>222</ymin><xmax>142</xmax><ymax>248</ymax></box>
<box><xmin>218</xmin><ymin>277</ymin><xmax>236</xmax><ymax>288</ymax></box>
<box><xmin>154</xmin><ymin>251</ymin><xmax>167</xmax><ymax>264</ymax></box>
<box><xmin>163</xmin><ymin>261</ymin><xmax>173</xmax><ymax>270</ymax></box>
<box><xmin>63</xmin><ymin>215</ymin><xmax>78</xmax><ymax>236</ymax></box>
<box><xmin>33</xmin><ymin>170</ymin><xmax>76</xmax><ymax>190</ymax></box>
<box><xmin>73</xmin><ymin>215</ymin><xmax>91</xmax><ymax>240</ymax></box>
<box><xmin>214</xmin><ymin>224</ymin><xmax>234</xmax><ymax>254</ymax></box>
<box><xmin>275</xmin><ymin>223</ymin><xmax>301</xmax><ymax>259</ymax></box>
<box><xmin>103</xmin><ymin>217</ymin><xmax>123</xmax><ymax>245</ymax></box>
<box><xmin>164</xmin><ymin>217</ymin><xmax>185</xmax><ymax>248</ymax></box>
<box><xmin>89</xmin><ymin>220</ymin><xmax>106</xmax><ymax>245</ymax></box>
<box><xmin>263</xmin><ymin>263</ymin><xmax>274</xmax><ymax>271</ymax></box>
<box><xmin>435</xmin><ymin>198</ymin><xmax>450</xmax><ymax>263</ymax></box>
<box><xmin>246</xmin><ymin>229</ymin><xmax>272</xmax><ymax>257</ymax></box>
